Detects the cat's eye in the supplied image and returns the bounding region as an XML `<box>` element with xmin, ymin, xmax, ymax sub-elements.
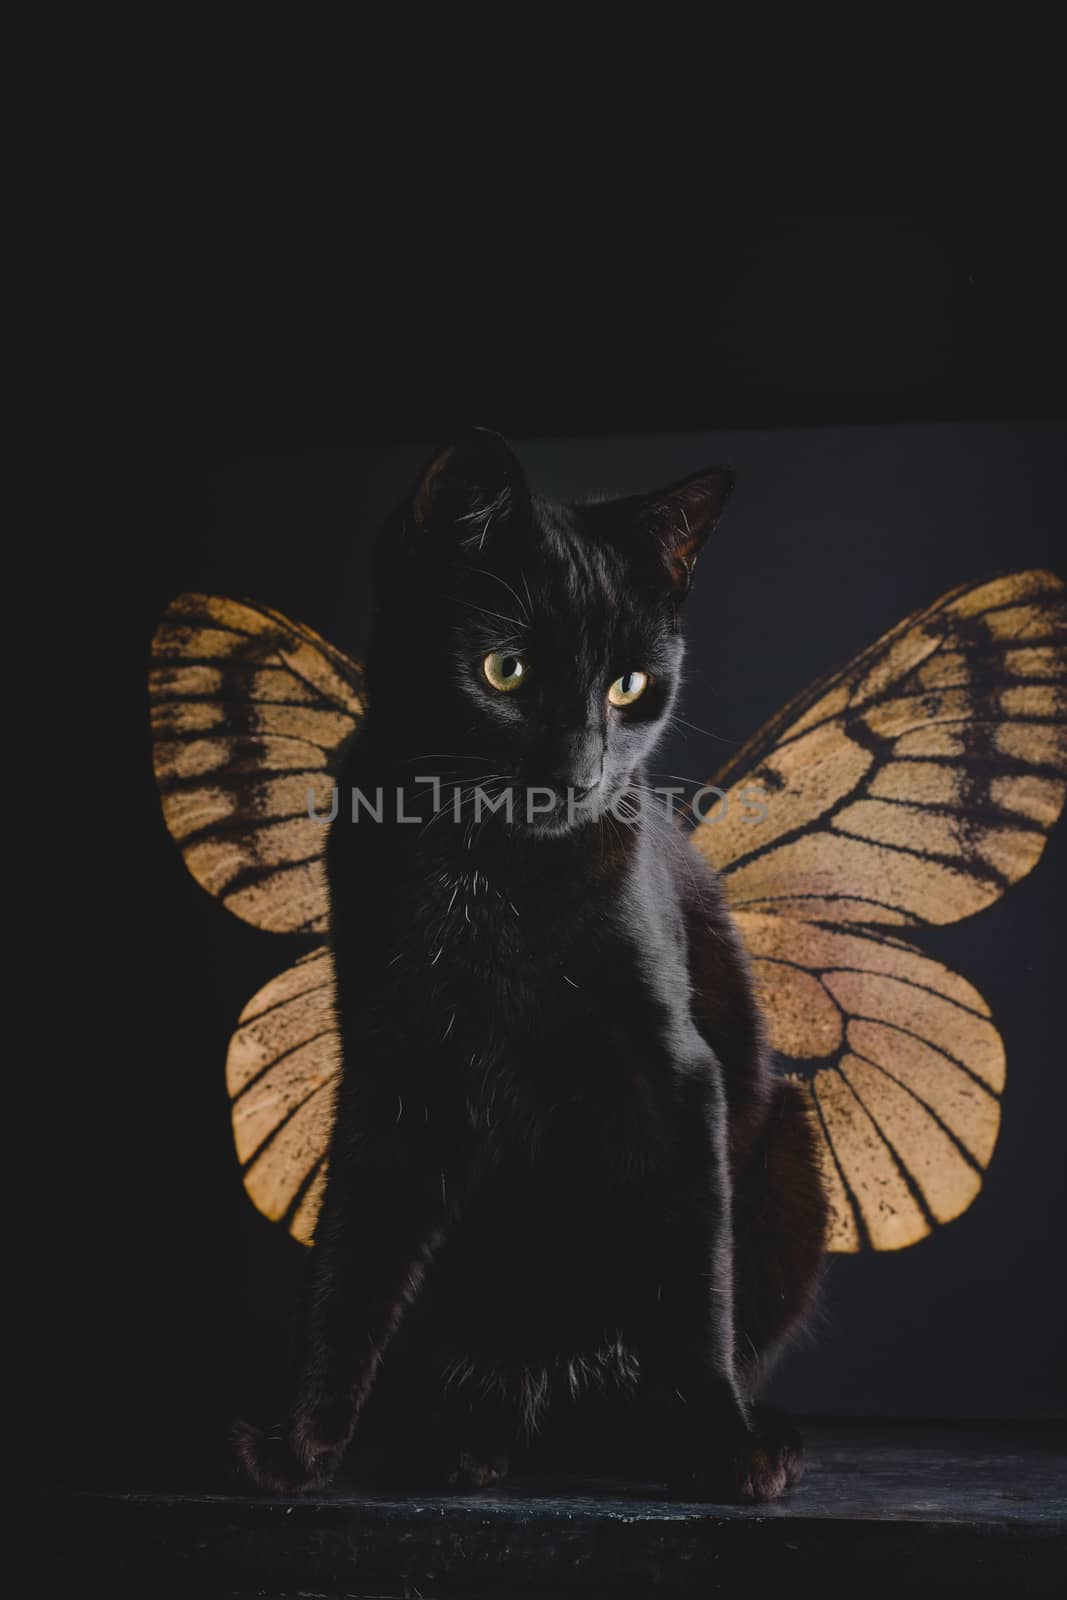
<box><xmin>483</xmin><ymin>650</ymin><xmax>529</xmax><ymax>693</ymax></box>
<box><xmin>608</xmin><ymin>670</ymin><xmax>649</xmax><ymax>707</ymax></box>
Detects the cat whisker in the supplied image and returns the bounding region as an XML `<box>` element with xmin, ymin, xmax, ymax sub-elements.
<box><xmin>669</xmin><ymin>714</ymin><xmax>737</xmax><ymax>745</ymax></box>
<box><xmin>447</xmin><ymin>595</ymin><xmax>527</xmax><ymax>633</ymax></box>
<box><xmin>468</xmin><ymin>566</ymin><xmax>533</xmax><ymax>624</ymax></box>
<box><xmin>398</xmin><ymin>752</ymin><xmax>500</xmax><ymax>769</ymax></box>
<box><xmin>647</xmin><ymin>770</ymin><xmax>715</xmax><ymax>789</ymax></box>
<box><xmin>417</xmin><ymin>776</ymin><xmax>509</xmax><ymax>838</ymax></box>
<box><xmin>403</xmin><ymin>755</ymin><xmax>490</xmax><ymax>765</ymax></box>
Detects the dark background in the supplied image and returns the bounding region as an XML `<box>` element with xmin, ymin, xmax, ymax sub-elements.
<box><xmin>57</xmin><ymin>216</ymin><xmax>1066</xmax><ymax>1490</ymax></box>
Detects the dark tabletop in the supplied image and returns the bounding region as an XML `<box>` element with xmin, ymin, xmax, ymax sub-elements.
<box><xmin>61</xmin><ymin>1422</ymin><xmax>1066</xmax><ymax>1597</ymax></box>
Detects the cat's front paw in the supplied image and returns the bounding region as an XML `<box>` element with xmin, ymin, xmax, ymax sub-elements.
<box><xmin>231</xmin><ymin>1418</ymin><xmax>342</xmax><ymax>1495</ymax></box>
<box><xmin>445</xmin><ymin>1448</ymin><xmax>510</xmax><ymax>1490</ymax></box>
<box><xmin>676</xmin><ymin>1411</ymin><xmax>804</xmax><ymax>1505</ymax></box>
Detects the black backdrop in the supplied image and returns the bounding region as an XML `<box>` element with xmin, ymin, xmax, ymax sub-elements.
<box><xmin>49</xmin><ymin>217</ymin><xmax>1067</xmax><ymax>1491</ymax></box>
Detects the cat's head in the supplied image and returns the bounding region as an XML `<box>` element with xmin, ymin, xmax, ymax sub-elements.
<box><xmin>370</xmin><ymin>429</ymin><xmax>733</xmax><ymax>836</ymax></box>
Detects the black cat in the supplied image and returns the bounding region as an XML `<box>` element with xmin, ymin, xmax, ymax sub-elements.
<box><xmin>233</xmin><ymin>430</ymin><xmax>827</xmax><ymax>1501</ymax></box>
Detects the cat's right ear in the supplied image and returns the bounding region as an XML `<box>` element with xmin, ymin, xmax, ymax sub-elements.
<box><xmin>410</xmin><ymin>428</ymin><xmax>530</xmax><ymax>547</ymax></box>
<box><xmin>634</xmin><ymin>466</ymin><xmax>735</xmax><ymax>599</ymax></box>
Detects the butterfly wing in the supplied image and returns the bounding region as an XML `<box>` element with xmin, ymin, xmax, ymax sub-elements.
<box><xmin>697</xmin><ymin>570</ymin><xmax>1066</xmax><ymax>924</ymax></box>
<box><xmin>736</xmin><ymin>913</ymin><xmax>1004</xmax><ymax>1250</ymax></box>
<box><xmin>151</xmin><ymin>592</ymin><xmax>365</xmax><ymax>933</ymax></box>
<box><xmin>151</xmin><ymin>593</ymin><xmax>361</xmax><ymax>1240</ymax></box>
<box><xmin>226</xmin><ymin>946</ymin><xmax>340</xmax><ymax>1244</ymax></box>
<box><xmin>695</xmin><ymin>570</ymin><xmax>1066</xmax><ymax>1250</ymax></box>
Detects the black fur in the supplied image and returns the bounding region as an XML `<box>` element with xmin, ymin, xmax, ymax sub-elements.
<box><xmin>233</xmin><ymin>431</ymin><xmax>827</xmax><ymax>1501</ymax></box>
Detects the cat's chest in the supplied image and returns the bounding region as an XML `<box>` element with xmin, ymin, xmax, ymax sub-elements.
<box><xmin>336</xmin><ymin>839</ymin><xmax>696</xmax><ymax>1165</ymax></box>
<box><xmin>420</xmin><ymin>864</ymin><xmax>525</xmax><ymax>960</ymax></box>
<box><xmin>338</xmin><ymin>830</ymin><xmax>691</xmax><ymax>1055</ymax></box>
<box><xmin>395</xmin><ymin>863</ymin><xmax>579</xmax><ymax>1023</ymax></box>
<box><xmin>398</xmin><ymin>862</ymin><xmax>688</xmax><ymax>1067</ymax></box>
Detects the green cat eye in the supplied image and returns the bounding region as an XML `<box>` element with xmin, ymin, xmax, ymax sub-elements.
<box><xmin>483</xmin><ymin>650</ymin><xmax>529</xmax><ymax>693</ymax></box>
<box><xmin>608</xmin><ymin>670</ymin><xmax>649</xmax><ymax>707</ymax></box>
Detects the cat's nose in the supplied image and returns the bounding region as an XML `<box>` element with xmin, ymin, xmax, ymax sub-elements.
<box><xmin>568</xmin><ymin>776</ymin><xmax>601</xmax><ymax>802</ymax></box>
<box><xmin>552</xmin><ymin>767</ymin><xmax>602</xmax><ymax>802</ymax></box>
<box><xmin>548</xmin><ymin>730</ymin><xmax>604</xmax><ymax>803</ymax></box>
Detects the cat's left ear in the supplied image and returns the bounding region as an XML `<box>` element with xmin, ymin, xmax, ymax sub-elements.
<box><xmin>635</xmin><ymin>467</ymin><xmax>735</xmax><ymax>597</ymax></box>
<box><xmin>410</xmin><ymin>427</ymin><xmax>530</xmax><ymax>547</ymax></box>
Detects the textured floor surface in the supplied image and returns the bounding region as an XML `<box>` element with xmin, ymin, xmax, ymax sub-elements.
<box><xmin>61</xmin><ymin>1423</ymin><xmax>1066</xmax><ymax>1596</ymax></box>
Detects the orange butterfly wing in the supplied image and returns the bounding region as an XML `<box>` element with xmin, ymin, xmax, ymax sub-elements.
<box><xmin>151</xmin><ymin>592</ymin><xmax>364</xmax><ymax>934</ymax></box>
<box><xmin>735</xmin><ymin>915</ymin><xmax>1004</xmax><ymax>1251</ymax></box>
<box><xmin>151</xmin><ymin>593</ymin><xmax>355</xmax><ymax>1239</ymax></box>
<box><xmin>695</xmin><ymin>570</ymin><xmax>1067</xmax><ymax>1249</ymax></box>
<box><xmin>225</xmin><ymin>947</ymin><xmax>339</xmax><ymax>1245</ymax></box>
